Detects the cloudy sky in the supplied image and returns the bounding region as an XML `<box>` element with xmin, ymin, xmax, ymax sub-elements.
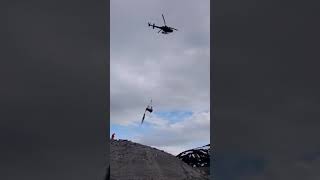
<box><xmin>110</xmin><ymin>0</ymin><xmax>210</xmax><ymax>155</ymax></box>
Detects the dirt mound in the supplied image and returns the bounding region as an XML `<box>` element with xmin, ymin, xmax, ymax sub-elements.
<box><xmin>110</xmin><ymin>139</ymin><xmax>209</xmax><ymax>180</ymax></box>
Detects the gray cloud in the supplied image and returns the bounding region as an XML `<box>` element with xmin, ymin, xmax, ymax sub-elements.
<box><xmin>110</xmin><ymin>0</ymin><xmax>210</xmax><ymax>156</ymax></box>
<box><xmin>111</xmin><ymin>0</ymin><xmax>210</xmax><ymax>125</ymax></box>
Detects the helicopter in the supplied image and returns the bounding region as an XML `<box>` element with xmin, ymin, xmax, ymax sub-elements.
<box><xmin>148</xmin><ymin>14</ymin><xmax>178</xmax><ymax>34</ymax></box>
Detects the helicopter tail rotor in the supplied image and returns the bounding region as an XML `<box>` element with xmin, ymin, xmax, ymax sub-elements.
<box><xmin>148</xmin><ymin>22</ymin><xmax>155</xmax><ymax>29</ymax></box>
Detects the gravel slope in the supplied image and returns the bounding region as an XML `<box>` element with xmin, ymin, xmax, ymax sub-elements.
<box><xmin>110</xmin><ymin>139</ymin><xmax>209</xmax><ymax>180</ymax></box>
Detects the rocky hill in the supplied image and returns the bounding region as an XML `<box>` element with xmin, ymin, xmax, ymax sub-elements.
<box><xmin>109</xmin><ymin>139</ymin><xmax>209</xmax><ymax>180</ymax></box>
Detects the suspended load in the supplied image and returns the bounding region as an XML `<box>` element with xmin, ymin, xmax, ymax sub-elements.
<box><xmin>141</xmin><ymin>99</ymin><xmax>153</xmax><ymax>125</ymax></box>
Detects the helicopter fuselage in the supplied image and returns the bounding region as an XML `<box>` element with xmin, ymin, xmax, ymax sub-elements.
<box><xmin>151</xmin><ymin>24</ymin><xmax>174</xmax><ymax>34</ymax></box>
<box><xmin>161</xmin><ymin>26</ymin><xmax>174</xmax><ymax>33</ymax></box>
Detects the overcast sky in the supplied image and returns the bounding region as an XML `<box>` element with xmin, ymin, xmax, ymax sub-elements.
<box><xmin>110</xmin><ymin>0</ymin><xmax>210</xmax><ymax>155</ymax></box>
